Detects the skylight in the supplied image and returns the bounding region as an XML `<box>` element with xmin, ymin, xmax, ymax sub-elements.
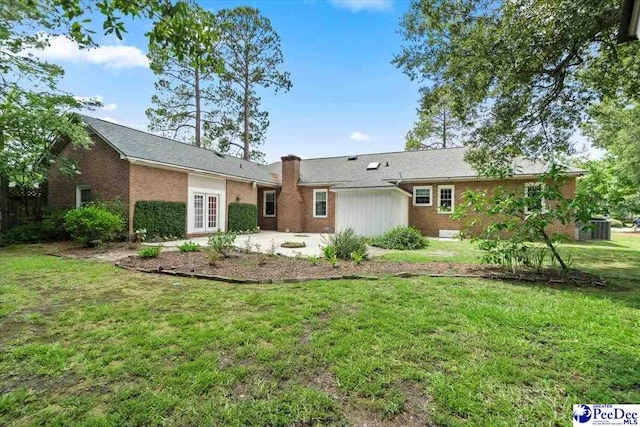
<box><xmin>367</xmin><ymin>162</ymin><xmax>380</xmax><ymax>170</ymax></box>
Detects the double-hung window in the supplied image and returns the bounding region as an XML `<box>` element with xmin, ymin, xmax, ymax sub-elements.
<box><xmin>413</xmin><ymin>186</ymin><xmax>432</xmax><ymax>206</ymax></box>
<box><xmin>313</xmin><ymin>189</ymin><xmax>328</xmax><ymax>218</ymax></box>
<box><xmin>525</xmin><ymin>183</ymin><xmax>545</xmax><ymax>213</ymax></box>
<box><xmin>437</xmin><ymin>185</ymin><xmax>455</xmax><ymax>214</ymax></box>
<box><xmin>76</xmin><ymin>185</ymin><xmax>91</xmax><ymax>208</ymax></box>
<box><xmin>263</xmin><ymin>190</ymin><xmax>276</xmax><ymax>217</ymax></box>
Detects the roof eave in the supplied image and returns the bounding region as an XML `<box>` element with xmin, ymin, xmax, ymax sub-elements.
<box><xmin>126</xmin><ymin>157</ymin><xmax>279</xmax><ymax>186</ymax></box>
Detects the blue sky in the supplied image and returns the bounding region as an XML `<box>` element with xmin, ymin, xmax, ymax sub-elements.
<box><xmin>38</xmin><ymin>0</ymin><xmax>421</xmax><ymax>164</ymax></box>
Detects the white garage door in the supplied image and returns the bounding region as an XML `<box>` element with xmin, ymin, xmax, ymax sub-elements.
<box><xmin>334</xmin><ymin>189</ymin><xmax>409</xmax><ymax>237</ymax></box>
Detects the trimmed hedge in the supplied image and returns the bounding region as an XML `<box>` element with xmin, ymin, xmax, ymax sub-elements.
<box><xmin>133</xmin><ymin>201</ymin><xmax>186</xmax><ymax>238</ymax></box>
<box><xmin>228</xmin><ymin>203</ymin><xmax>258</xmax><ymax>232</ymax></box>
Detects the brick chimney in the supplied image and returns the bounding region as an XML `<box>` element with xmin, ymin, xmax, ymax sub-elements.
<box><xmin>277</xmin><ymin>154</ymin><xmax>303</xmax><ymax>232</ymax></box>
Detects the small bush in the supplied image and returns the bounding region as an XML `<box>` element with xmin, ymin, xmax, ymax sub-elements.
<box><xmin>321</xmin><ymin>228</ymin><xmax>368</xmax><ymax>260</ymax></box>
<box><xmin>307</xmin><ymin>255</ymin><xmax>319</xmax><ymax>266</ymax></box>
<box><xmin>64</xmin><ymin>206</ymin><xmax>125</xmax><ymax>246</ymax></box>
<box><xmin>0</xmin><ymin>222</ymin><xmax>47</xmax><ymax>246</ymax></box>
<box><xmin>178</xmin><ymin>241</ymin><xmax>201</xmax><ymax>252</ymax></box>
<box><xmin>228</xmin><ymin>203</ymin><xmax>258</xmax><ymax>233</ymax></box>
<box><xmin>328</xmin><ymin>254</ymin><xmax>339</xmax><ymax>268</ymax></box>
<box><xmin>138</xmin><ymin>246</ymin><xmax>161</xmax><ymax>259</ymax></box>
<box><xmin>351</xmin><ymin>251</ymin><xmax>364</xmax><ymax>265</ymax></box>
<box><xmin>370</xmin><ymin>226</ymin><xmax>429</xmax><ymax>250</ymax></box>
<box><xmin>323</xmin><ymin>244</ymin><xmax>336</xmax><ymax>259</ymax></box>
<box><xmin>133</xmin><ymin>201</ymin><xmax>186</xmax><ymax>239</ymax></box>
<box><xmin>208</xmin><ymin>232</ymin><xmax>237</xmax><ymax>256</ymax></box>
<box><xmin>610</xmin><ymin>218</ymin><xmax>623</xmax><ymax>228</ymax></box>
<box><xmin>205</xmin><ymin>248</ymin><xmax>223</xmax><ymax>266</ymax></box>
<box><xmin>0</xmin><ymin>209</ymin><xmax>70</xmax><ymax>247</ymax></box>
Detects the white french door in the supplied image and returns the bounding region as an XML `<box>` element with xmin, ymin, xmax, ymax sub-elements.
<box><xmin>193</xmin><ymin>193</ymin><xmax>219</xmax><ymax>233</ymax></box>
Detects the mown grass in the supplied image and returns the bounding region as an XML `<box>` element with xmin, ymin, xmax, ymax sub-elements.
<box><xmin>1</xmin><ymin>242</ymin><xmax>639</xmax><ymax>426</ymax></box>
<box><xmin>379</xmin><ymin>233</ymin><xmax>640</xmax><ymax>279</ymax></box>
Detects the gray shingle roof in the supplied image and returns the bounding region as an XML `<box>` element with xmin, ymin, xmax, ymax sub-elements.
<box><xmin>82</xmin><ymin>116</ymin><xmax>279</xmax><ymax>185</ymax></box>
<box><xmin>331</xmin><ymin>176</ymin><xmax>396</xmax><ymax>189</ymax></box>
<box><xmin>280</xmin><ymin>148</ymin><xmax>584</xmax><ymax>185</ymax></box>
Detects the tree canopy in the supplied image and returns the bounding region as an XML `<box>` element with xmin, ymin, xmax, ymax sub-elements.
<box><xmin>213</xmin><ymin>6</ymin><xmax>292</xmax><ymax>162</ymax></box>
<box><xmin>146</xmin><ymin>3</ymin><xmax>222</xmax><ymax>147</ymax></box>
<box><xmin>405</xmin><ymin>88</ymin><xmax>464</xmax><ymax>150</ymax></box>
<box><xmin>394</xmin><ymin>0</ymin><xmax>640</xmax><ymax>175</ymax></box>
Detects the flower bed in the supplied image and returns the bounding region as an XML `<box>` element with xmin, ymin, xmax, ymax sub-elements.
<box><xmin>115</xmin><ymin>251</ymin><xmax>605</xmax><ymax>286</ymax></box>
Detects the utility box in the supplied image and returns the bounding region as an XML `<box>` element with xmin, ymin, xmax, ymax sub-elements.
<box><xmin>578</xmin><ymin>219</ymin><xmax>611</xmax><ymax>241</ymax></box>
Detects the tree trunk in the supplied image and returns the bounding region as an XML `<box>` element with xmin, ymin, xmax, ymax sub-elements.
<box><xmin>0</xmin><ymin>129</ymin><xmax>9</xmax><ymax>231</ymax></box>
<box><xmin>442</xmin><ymin>110</ymin><xmax>447</xmax><ymax>148</ymax></box>
<box><xmin>194</xmin><ymin>66</ymin><xmax>202</xmax><ymax>147</ymax></box>
<box><xmin>242</xmin><ymin>76</ymin><xmax>250</xmax><ymax>161</ymax></box>
<box><xmin>541</xmin><ymin>227</ymin><xmax>568</xmax><ymax>272</ymax></box>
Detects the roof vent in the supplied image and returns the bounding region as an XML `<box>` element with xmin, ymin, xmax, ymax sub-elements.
<box><xmin>367</xmin><ymin>162</ymin><xmax>380</xmax><ymax>170</ymax></box>
<box><xmin>347</xmin><ymin>155</ymin><xmax>358</xmax><ymax>161</ymax></box>
<box><xmin>385</xmin><ymin>161</ymin><xmax>389</xmax><ymax>167</ymax></box>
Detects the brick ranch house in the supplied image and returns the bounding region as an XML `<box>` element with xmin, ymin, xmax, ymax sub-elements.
<box><xmin>49</xmin><ymin>116</ymin><xmax>585</xmax><ymax>239</ymax></box>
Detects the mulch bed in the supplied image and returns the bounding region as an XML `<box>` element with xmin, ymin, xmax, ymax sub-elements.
<box><xmin>116</xmin><ymin>251</ymin><xmax>606</xmax><ymax>286</ymax></box>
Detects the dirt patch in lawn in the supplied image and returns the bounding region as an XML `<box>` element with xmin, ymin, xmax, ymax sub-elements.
<box><xmin>40</xmin><ymin>241</ymin><xmax>142</xmax><ymax>262</ymax></box>
<box><xmin>116</xmin><ymin>251</ymin><xmax>604</xmax><ymax>286</ymax></box>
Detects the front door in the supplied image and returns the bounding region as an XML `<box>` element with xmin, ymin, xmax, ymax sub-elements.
<box><xmin>193</xmin><ymin>193</ymin><xmax>219</xmax><ymax>233</ymax></box>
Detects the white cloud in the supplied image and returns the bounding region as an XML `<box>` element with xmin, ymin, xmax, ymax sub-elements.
<box><xmin>25</xmin><ymin>35</ymin><xmax>149</xmax><ymax>69</ymax></box>
<box><xmin>100</xmin><ymin>117</ymin><xmax>147</xmax><ymax>131</ymax></box>
<box><xmin>329</xmin><ymin>0</ymin><xmax>393</xmax><ymax>12</ymax></box>
<box><xmin>349</xmin><ymin>131</ymin><xmax>372</xmax><ymax>142</ymax></box>
<box><xmin>101</xmin><ymin>116</ymin><xmax>121</xmax><ymax>124</ymax></box>
<box><xmin>74</xmin><ymin>95</ymin><xmax>117</xmax><ymax>111</ymax></box>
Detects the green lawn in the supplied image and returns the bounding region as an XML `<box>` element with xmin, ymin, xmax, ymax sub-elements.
<box><xmin>1</xmin><ymin>237</ymin><xmax>640</xmax><ymax>426</ymax></box>
<box><xmin>380</xmin><ymin>233</ymin><xmax>640</xmax><ymax>280</ymax></box>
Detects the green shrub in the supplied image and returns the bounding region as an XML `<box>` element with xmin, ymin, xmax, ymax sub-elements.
<box><xmin>205</xmin><ymin>248</ymin><xmax>223</xmax><ymax>266</ymax></box>
<box><xmin>228</xmin><ymin>203</ymin><xmax>258</xmax><ymax>233</ymax></box>
<box><xmin>321</xmin><ymin>228</ymin><xmax>368</xmax><ymax>260</ymax></box>
<box><xmin>90</xmin><ymin>198</ymin><xmax>127</xmax><ymax>218</ymax></box>
<box><xmin>64</xmin><ymin>206</ymin><xmax>125</xmax><ymax>246</ymax></box>
<box><xmin>370</xmin><ymin>226</ymin><xmax>429</xmax><ymax>250</ymax></box>
<box><xmin>610</xmin><ymin>218</ymin><xmax>623</xmax><ymax>228</ymax></box>
<box><xmin>40</xmin><ymin>209</ymin><xmax>71</xmax><ymax>241</ymax></box>
<box><xmin>138</xmin><ymin>246</ymin><xmax>161</xmax><ymax>258</ymax></box>
<box><xmin>207</xmin><ymin>232</ymin><xmax>237</xmax><ymax>256</ymax></box>
<box><xmin>0</xmin><ymin>222</ymin><xmax>47</xmax><ymax>246</ymax></box>
<box><xmin>0</xmin><ymin>209</ymin><xmax>70</xmax><ymax>247</ymax></box>
<box><xmin>351</xmin><ymin>251</ymin><xmax>364</xmax><ymax>265</ymax></box>
<box><xmin>133</xmin><ymin>201</ymin><xmax>186</xmax><ymax>239</ymax></box>
<box><xmin>323</xmin><ymin>244</ymin><xmax>336</xmax><ymax>259</ymax></box>
<box><xmin>178</xmin><ymin>241</ymin><xmax>201</xmax><ymax>252</ymax></box>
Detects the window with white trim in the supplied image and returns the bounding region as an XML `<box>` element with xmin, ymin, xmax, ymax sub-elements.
<box><xmin>263</xmin><ymin>190</ymin><xmax>276</xmax><ymax>217</ymax></box>
<box><xmin>313</xmin><ymin>189</ymin><xmax>328</xmax><ymax>218</ymax></box>
<box><xmin>413</xmin><ymin>186</ymin><xmax>432</xmax><ymax>206</ymax></box>
<box><xmin>438</xmin><ymin>185</ymin><xmax>455</xmax><ymax>214</ymax></box>
<box><xmin>76</xmin><ymin>185</ymin><xmax>91</xmax><ymax>208</ymax></box>
<box><xmin>524</xmin><ymin>182</ymin><xmax>544</xmax><ymax>213</ymax></box>
<box><xmin>193</xmin><ymin>193</ymin><xmax>204</xmax><ymax>229</ymax></box>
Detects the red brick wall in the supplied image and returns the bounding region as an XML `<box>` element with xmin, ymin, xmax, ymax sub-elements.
<box><xmin>129</xmin><ymin>164</ymin><xmax>188</xmax><ymax>234</ymax></box>
<box><xmin>48</xmin><ymin>137</ymin><xmax>129</xmax><ymax>213</ymax></box>
<box><xmin>277</xmin><ymin>155</ymin><xmax>304</xmax><ymax>232</ymax></box>
<box><xmin>401</xmin><ymin>177</ymin><xmax>577</xmax><ymax>238</ymax></box>
<box><xmin>300</xmin><ymin>186</ymin><xmax>335</xmax><ymax>233</ymax></box>
<box><xmin>258</xmin><ymin>187</ymin><xmax>279</xmax><ymax>231</ymax></box>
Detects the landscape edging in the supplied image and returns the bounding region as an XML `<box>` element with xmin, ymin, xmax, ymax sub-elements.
<box><xmin>113</xmin><ymin>262</ymin><xmax>606</xmax><ymax>286</ymax></box>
